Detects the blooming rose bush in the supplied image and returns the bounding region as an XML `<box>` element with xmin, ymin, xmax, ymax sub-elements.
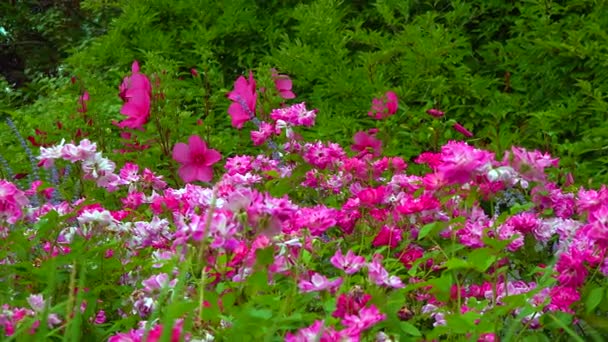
<box><xmin>1</xmin><ymin>63</ymin><xmax>607</xmax><ymax>341</ymax></box>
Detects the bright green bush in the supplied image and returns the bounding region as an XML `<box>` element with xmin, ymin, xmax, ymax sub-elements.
<box><xmin>3</xmin><ymin>0</ymin><xmax>608</xmax><ymax>186</ymax></box>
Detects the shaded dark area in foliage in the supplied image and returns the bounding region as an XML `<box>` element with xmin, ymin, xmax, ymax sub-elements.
<box><xmin>0</xmin><ymin>0</ymin><xmax>115</xmax><ymax>92</ymax></box>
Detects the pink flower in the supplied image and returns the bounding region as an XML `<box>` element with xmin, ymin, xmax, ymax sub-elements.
<box><xmin>227</xmin><ymin>71</ymin><xmax>257</xmax><ymax>129</ymax></box>
<box><xmin>436</xmin><ymin>141</ymin><xmax>494</xmax><ymax>184</ymax></box>
<box><xmin>555</xmin><ymin>247</ymin><xmax>588</xmax><ymax>287</ymax></box>
<box><xmin>78</xmin><ymin>91</ymin><xmax>90</xmax><ymax>113</ymax></box>
<box><xmin>330</xmin><ymin>249</ymin><xmax>366</xmax><ymax>274</ymax></box>
<box><xmin>250</xmin><ymin>121</ymin><xmax>278</xmax><ymax>146</ymax></box>
<box><xmin>285</xmin><ymin>320</ymin><xmax>340</xmax><ymax>342</ymax></box>
<box><xmin>357</xmin><ymin>186</ymin><xmax>386</xmax><ymax>207</ymax></box>
<box><xmin>397</xmin><ymin>244</ymin><xmax>425</xmax><ymax>270</ymax></box>
<box><xmin>172</xmin><ymin>135</ymin><xmax>222</xmax><ymax>183</ymax></box>
<box><xmin>426</xmin><ymin>108</ymin><xmax>445</xmax><ymax>118</ymax></box>
<box><xmin>547</xmin><ymin>286</ymin><xmax>580</xmax><ymax>313</ymax></box>
<box><xmin>372</xmin><ymin>225</ymin><xmax>402</xmax><ymax>248</ymax></box>
<box><xmin>341</xmin><ymin>305</ymin><xmax>386</xmax><ymax>336</ymax></box>
<box><xmin>298</xmin><ymin>272</ymin><xmax>343</xmax><ymax>293</ymax></box>
<box><xmin>452</xmin><ymin>122</ymin><xmax>473</xmax><ymax>138</ymax></box>
<box><xmin>272</xmin><ymin>69</ymin><xmax>296</xmax><ymax>99</ymax></box>
<box><xmin>270</xmin><ymin>102</ymin><xmax>316</xmax><ymax>127</ymax></box>
<box><xmin>506</xmin><ymin>146</ymin><xmax>559</xmax><ymax>182</ymax></box>
<box><xmin>367</xmin><ymin>254</ymin><xmax>404</xmax><ymax>288</ymax></box>
<box><xmin>351</xmin><ymin>130</ymin><xmax>382</xmax><ymax>157</ymax></box>
<box><xmin>333</xmin><ymin>291</ymin><xmax>371</xmax><ymax>319</ymax></box>
<box><xmin>368</xmin><ymin>91</ymin><xmax>398</xmax><ymax>120</ymax></box>
<box><xmin>0</xmin><ymin>180</ymin><xmax>29</xmax><ymax>224</ymax></box>
<box><xmin>116</xmin><ymin>61</ymin><xmax>152</xmax><ymax>130</ymax></box>
<box><xmin>93</xmin><ymin>310</ymin><xmax>106</xmax><ymax>324</ymax></box>
<box><xmin>26</xmin><ymin>294</ymin><xmax>45</xmax><ymax>312</ymax></box>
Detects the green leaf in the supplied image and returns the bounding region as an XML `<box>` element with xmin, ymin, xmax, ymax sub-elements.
<box><xmin>546</xmin><ymin>314</ymin><xmax>584</xmax><ymax>342</ymax></box>
<box><xmin>586</xmin><ymin>287</ymin><xmax>604</xmax><ymax>313</ymax></box>
<box><xmin>445</xmin><ymin>258</ymin><xmax>471</xmax><ymax>270</ymax></box>
<box><xmin>418</xmin><ymin>221</ymin><xmax>445</xmax><ymax>240</ymax></box>
<box><xmin>247</xmin><ymin>308</ymin><xmax>273</xmax><ymax>320</ymax></box>
<box><xmin>467</xmin><ymin>248</ymin><xmax>497</xmax><ymax>272</ymax></box>
<box><xmin>255</xmin><ymin>247</ymin><xmax>275</xmax><ymax>267</ymax></box>
<box><xmin>399</xmin><ymin>322</ymin><xmax>422</xmax><ymax>336</ymax></box>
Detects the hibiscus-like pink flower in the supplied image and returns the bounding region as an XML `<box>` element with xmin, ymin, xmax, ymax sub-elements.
<box><xmin>172</xmin><ymin>135</ymin><xmax>222</xmax><ymax>183</ymax></box>
<box><xmin>116</xmin><ymin>61</ymin><xmax>152</xmax><ymax>130</ymax></box>
<box><xmin>227</xmin><ymin>71</ymin><xmax>257</xmax><ymax>129</ymax></box>
<box><xmin>271</xmin><ymin>69</ymin><xmax>296</xmax><ymax>99</ymax></box>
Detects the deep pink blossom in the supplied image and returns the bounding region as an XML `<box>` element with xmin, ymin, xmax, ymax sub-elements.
<box><xmin>270</xmin><ymin>102</ymin><xmax>316</xmax><ymax>127</ymax></box>
<box><xmin>368</xmin><ymin>91</ymin><xmax>398</xmax><ymax>120</ymax></box>
<box><xmin>506</xmin><ymin>146</ymin><xmax>559</xmax><ymax>182</ymax></box>
<box><xmin>285</xmin><ymin>320</ymin><xmax>341</xmax><ymax>342</ymax></box>
<box><xmin>333</xmin><ymin>291</ymin><xmax>372</xmax><ymax>319</ymax></box>
<box><xmin>555</xmin><ymin>247</ymin><xmax>588</xmax><ymax>287</ymax></box>
<box><xmin>116</xmin><ymin>61</ymin><xmax>152</xmax><ymax>130</ymax></box>
<box><xmin>172</xmin><ymin>135</ymin><xmax>222</xmax><ymax>183</ymax></box>
<box><xmin>272</xmin><ymin>69</ymin><xmax>296</xmax><ymax>99</ymax></box>
<box><xmin>227</xmin><ymin>71</ymin><xmax>257</xmax><ymax>129</ymax></box>
<box><xmin>0</xmin><ymin>180</ymin><xmax>29</xmax><ymax>224</ymax></box>
<box><xmin>437</xmin><ymin>141</ymin><xmax>494</xmax><ymax>184</ymax></box>
<box><xmin>547</xmin><ymin>286</ymin><xmax>580</xmax><ymax>313</ymax></box>
<box><xmin>341</xmin><ymin>305</ymin><xmax>386</xmax><ymax>336</ymax></box>
<box><xmin>372</xmin><ymin>225</ymin><xmax>402</xmax><ymax>248</ymax></box>
<box><xmin>351</xmin><ymin>130</ymin><xmax>382</xmax><ymax>157</ymax></box>
<box><xmin>426</xmin><ymin>108</ymin><xmax>445</xmax><ymax>118</ymax></box>
<box><xmin>452</xmin><ymin>122</ymin><xmax>474</xmax><ymax>138</ymax></box>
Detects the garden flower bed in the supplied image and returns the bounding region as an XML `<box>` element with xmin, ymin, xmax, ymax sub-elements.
<box><xmin>1</xmin><ymin>63</ymin><xmax>607</xmax><ymax>341</ymax></box>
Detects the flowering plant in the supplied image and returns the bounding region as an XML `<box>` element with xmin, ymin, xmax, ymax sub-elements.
<box><xmin>0</xmin><ymin>66</ymin><xmax>606</xmax><ymax>341</ymax></box>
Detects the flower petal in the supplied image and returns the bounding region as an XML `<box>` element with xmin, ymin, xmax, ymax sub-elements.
<box><xmin>203</xmin><ymin>149</ymin><xmax>222</xmax><ymax>166</ymax></box>
<box><xmin>188</xmin><ymin>135</ymin><xmax>207</xmax><ymax>155</ymax></box>
<box><xmin>172</xmin><ymin>143</ymin><xmax>191</xmax><ymax>164</ymax></box>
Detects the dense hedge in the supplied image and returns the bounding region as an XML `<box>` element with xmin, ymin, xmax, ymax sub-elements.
<box><xmin>2</xmin><ymin>0</ymin><xmax>608</xmax><ymax>186</ymax></box>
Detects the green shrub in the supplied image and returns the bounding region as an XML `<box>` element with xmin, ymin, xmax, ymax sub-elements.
<box><xmin>3</xmin><ymin>0</ymin><xmax>608</xmax><ymax>186</ymax></box>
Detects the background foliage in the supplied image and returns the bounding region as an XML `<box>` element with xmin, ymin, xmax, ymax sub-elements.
<box><xmin>2</xmin><ymin>0</ymin><xmax>608</xmax><ymax>186</ymax></box>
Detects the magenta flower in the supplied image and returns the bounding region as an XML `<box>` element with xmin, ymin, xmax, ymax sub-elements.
<box><xmin>0</xmin><ymin>180</ymin><xmax>29</xmax><ymax>224</ymax></box>
<box><xmin>352</xmin><ymin>130</ymin><xmax>382</xmax><ymax>157</ymax></box>
<box><xmin>285</xmin><ymin>320</ymin><xmax>339</xmax><ymax>342</ymax></box>
<box><xmin>116</xmin><ymin>61</ymin><xmax>152</xmax><ymax>130</ymax></box>
<box><xmin>341</xmin><ymin>305</ymin><xmax>386</xmax><ymax>336</ymax></box>
<box><xmin>298</xmin><ymin>272</ymin><xmax>343</xmax><ymax>293</ymax></box>
<box><xmin>426</xmin><ymin>108</ymin><xmax>445</xmax><ymax>118</ymax></box>
<box><xmin>372</xmin><ymin>225</ymin><xmax>402</xmax><ymax>248</ymax></box>
<box><xmin>78</xmin><ymin>91</ymin><xmax>90</xmax><ymax>113</ymax></box>
<box><xmin>227</xmin><ymin>71</ymin><xmax>257</xmax><ymax>129</ymax></box>
<box><xmin>452</xmin><ymin>122</ymin><xmax>474</xmax><ymax>138</ymax></box>
<box><xmin>330</xmin><ymin>249</ymin><xmax>366</xmax><ymax>274</ymax></box>
<box><xmin>367</xmin><ymin>254</ymin><xmax>404</xmax><ymax>288</ymax></box>
<box><xmin>506</xmin><ymin>146</ymin><xmax>559</xmax><ymax>182</ymax></box>
<box><xmin>172</xmin><ymin>135</ymin><xmax>222</xmax><ymax>183</ymax></box>
<box><xmin>368</xmin><ymin>91</ymin><xmax>398</xmax><ymax>120</ymax></box>
<box><xmin>271</xmin><ymin>69</ymin><xmax>296</xmax><ymax>99</ymax></box>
